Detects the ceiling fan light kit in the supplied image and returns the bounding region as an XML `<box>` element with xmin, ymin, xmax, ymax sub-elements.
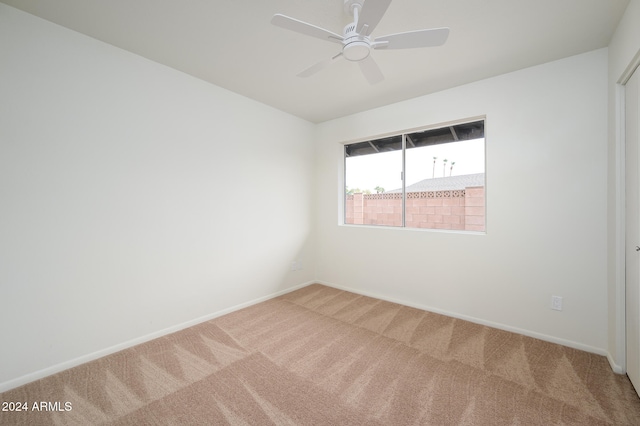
<box><xmin>343</xmin><ymin>26</ymin><xmax>371</xmax><ymax>62</ymax></box>
<box><xmin>271</xmin><ymin>0</ymin><xmax>449</xmax><ymax>84</ymax></box>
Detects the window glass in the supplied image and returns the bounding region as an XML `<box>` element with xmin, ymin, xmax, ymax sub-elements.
<box><xmin>344</xmin><ymin>135</ymin><xmax>403</xmax><ymax>226</ymax></box>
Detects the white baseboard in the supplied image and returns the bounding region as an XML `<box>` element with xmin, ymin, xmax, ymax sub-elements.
<box><xmin>607</xmin><ymin>352</ymin><xmax>625</xmax><ymax>374</ymax></box>
<box><xmin>2</xmin><ymin>279</ymin><xmax>623</xmax><ymax>393</ymax></box>
<box><xmin>0</xmin><ymin>280</ymin><xmax>314</xmax><ymax>394</ymax></box>
<box><xmin>315</xmin><ymin>280</ymin><xmax>613</xmax><ymax>361</ymax></box>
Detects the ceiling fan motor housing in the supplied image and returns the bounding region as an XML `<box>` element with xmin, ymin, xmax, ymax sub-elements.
<box><xmin>342</xmin><ymin>23</ymin><xmax>370</xmax><ymax>61</ymax></box>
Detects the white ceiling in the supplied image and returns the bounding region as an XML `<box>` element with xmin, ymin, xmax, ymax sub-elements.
<box><xmin>1</xmin><ymin>0</ymin><xmax>629</xmax><ymax>123</ymax></box>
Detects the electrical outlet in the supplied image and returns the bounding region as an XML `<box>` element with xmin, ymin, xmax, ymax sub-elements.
<box><xmin>551</xmin><ymin>296</ymin><xmax>563</xmax><ymax>311</ymax></box>
<box><xmin>290</xmin><ymin>260</ymin><xmax>303</xmax><ymax>271</ymax></box>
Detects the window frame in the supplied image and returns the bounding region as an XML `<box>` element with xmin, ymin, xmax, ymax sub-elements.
<box><xmin>341</xmin><ymin>116</ymin><xmax>486</xmax><ymax>233</ymax></box>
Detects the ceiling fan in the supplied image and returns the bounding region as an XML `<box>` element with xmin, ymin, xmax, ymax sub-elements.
<box><xmin>271</xmin><ymin>0</ymin><xmax>449</xmax><ymax>84</ymax></box>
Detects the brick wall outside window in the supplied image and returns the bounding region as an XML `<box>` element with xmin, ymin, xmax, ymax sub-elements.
<box><xmin>346</xmin><ymin>186</ymin><xmax>485</xmax><ymax>231</ymax></box>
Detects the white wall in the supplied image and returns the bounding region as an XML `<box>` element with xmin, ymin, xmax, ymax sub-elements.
<box><xmin>315</xmin><ymin>49</ymin><xmax>609</xmax><ymax>354</ymax></box>
<box><xmin>607</xmin><ymin>0</ymin><xmax>640</xmax><ymax>372</ymax></box>
<box><xmin>0</xmin><ymin>0</ymin><xmax>621</xmax><ymax>392</ymax></box>
<box><xmin>0</xmin><ymin>4</ymin><xmax>315</xmax><ymax>390</ymax></box>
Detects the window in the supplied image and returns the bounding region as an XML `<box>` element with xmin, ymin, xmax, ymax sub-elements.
<box><xmin>344</xmin><ymin>119</ymin><xmax>485</xmax><ymax>232</ymax></box>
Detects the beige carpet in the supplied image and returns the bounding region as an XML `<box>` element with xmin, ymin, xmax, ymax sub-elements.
<box><xmin>1</xmin><ymin>284</ymin><xmax>639</xmax><ymax>425</ymax></box>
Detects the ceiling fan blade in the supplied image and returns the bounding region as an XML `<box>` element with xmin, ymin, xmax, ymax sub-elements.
<box><xmin>297</xmin><ymin>53</ymin><xmax>343</xmax><ymax>78</ymax></box>
<box><xmin>358</xmin><ymin>56</ymin><xmax>384</xmax><ymax>85</ymax></box>
<box><xmin>356</xmin><ymin>0</ymin><xmax>392</xmax><ymax>36</ymax></box>
<box><xmin>271</xmin><ymin>14</ymin><xmax>343</xmax><ymax>44</ymax></box>
<box><xmin>374</xmin><ymin>27</ymin><xmax>450</xmax><ymax>49</ymax></box>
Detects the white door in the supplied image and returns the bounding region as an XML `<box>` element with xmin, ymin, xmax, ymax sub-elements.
<box><xmin>626</xmin><ymin>66</ymin><xmax>640</xmax><ymax>395</ymax></box>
